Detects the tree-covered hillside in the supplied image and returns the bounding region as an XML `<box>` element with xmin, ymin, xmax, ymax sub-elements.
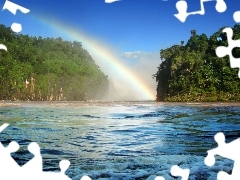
<box><xmin>0</xmin><ymin>24</ymin><xmax>109</xmax><ymax>101</ymax></box>
<box><xmin>154</xmin><ymin>25</ymin><xmax>240</xmax><ymax>102</ymax></box>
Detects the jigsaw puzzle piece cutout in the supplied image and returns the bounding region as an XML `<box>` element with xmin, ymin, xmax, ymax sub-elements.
<box><xmin>217</xmin><ymin>171</ymin><xmax>233</xmax><ymax>180</ymax></box>
<box><xmin>0</xmin><ymin>123</ymin><xmax>9</xmax><ymax>132</ymax></box>
<box><xmin>205</xmin><ymin>132</ymin><xmax>240</xmax><ymax>164</ymax></box>
<box><xmin>0</xmin><ymin>123</ymin><xmax>75</xmax><ymax>180</ymax></box>
<box><xmin>2</xmin><ymin>0</ymin><xmax>30</xmax><ymax>33</ymax></box>
<box><xmin>233</xmin><ymin>11</ymin><xmax>240</xmax><ymax>23</ymax></box>
<box><xmin>0</xmin><ymin>44</ymin><xmax>7</xmax><ymax>51</ymax></box>
<box><xmin>215</xmin><ymin>0</ymin><xmax>227</xmax><ymax>13</ymax></box>
<box><xmin>21</xmin><ymin>142</ymin><xmax>42</xmax><ymax>178</ymax></box>
<box><xmin>175</xmin><ymin>0</ymin><xmax>227</xmax><ymax>23</ymax></box>
<box><xmin>2</xmin><ymin>0</ymin><xmax>30</xmax><ymax>15</ymax></box>
<box><xmin>174</xmin><ymin>0</ymin><xmax>188</xmax><ymax>23</ymax></box>
<box><xmin>59</xmin><ymin>159</ymin><xmax>70</xmax><ymax>174</ymax></box>
<box><xmin>0</xmin><ymin>141</ymin><xmax>21</xmax><ymax>178</ymax></box>
<box><xmin>171</xmin><ymin>165</ymin><xmax>190</xmax><ymax>180</ymax></box>
<box><xmin>0</xmin><ymin>124</ymin><xmax>20</xmax><ymax>174</ymax></box>
<box><xmin>215</xmin><ymin>27</ymin><xmax>240</xmax><ymax>78</ymax></box>
<box><xmin>154</xmin><ymin>165</ymin><xmax>190</xmax><ymax>180</ymax></box>
<box><xmin>215</xmin><ymin>45</ymin><xmax>228</xmax><ymax>58</ymax></box>
<box><xmin>205</xmin><ymin>132</ymin><xmax>240</xmax><ymax>179</ymax></box>
<box><xmin>105</xmin><ymin>0</ymin><xmax>120</xmax><ymax>3</ymax></box>
<box><xmin>40</xmin><ymin>160</ymin><xmax>72</xmax><ymax>180</ymax></box>
<box><xmin>0</xmin><ymin>123</ymin><xmax>21</xmax><ymax>178</ymax></box>
<box><xmin>81</xmin><ymin>175</ymin><xmax>92</xmax><ymax>180</ymax></box>
<box><xmin>154</xmin><ymin>176</ymin><xmax>165</xmax><ymax>180</ymax></box>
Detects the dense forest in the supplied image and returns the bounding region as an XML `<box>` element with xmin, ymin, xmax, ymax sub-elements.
<box><xmin>0</xmin><ymin>24</ymin><xmax>109</xmax><ymax>101</ymax></box>
<box><xmin>154</xmin><ymin>24</ymin><xmax>240</xmax><ymax>102</ymax></box>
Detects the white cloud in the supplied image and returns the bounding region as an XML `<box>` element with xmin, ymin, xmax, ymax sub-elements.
<box><xmin>121</xmin><ymin>51</ymin><xmax>150</xmax><ymax>59</ymax></box>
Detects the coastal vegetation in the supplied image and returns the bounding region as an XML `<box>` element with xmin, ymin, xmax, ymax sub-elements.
<box><xmin>0</xmin><ymin>24</ymin><xmax>109</xmax><ymax>101</ymax></box>
<box><xmin>154</xmin><ymin>24</ymin><xmax>240</xmax><ymax>102</ymax></box>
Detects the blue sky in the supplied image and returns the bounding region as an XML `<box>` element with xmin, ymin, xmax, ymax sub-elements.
<box><xmin>0</xmin><ymin>0</ymin><xmax>239</xmax><ymax>100</ymax></box>
<box><xmin>1</xmin><ymin>0</ymin><xmax>239</xmax><ymax>52</ymax></box>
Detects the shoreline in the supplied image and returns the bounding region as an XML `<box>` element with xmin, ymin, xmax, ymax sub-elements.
<box><xmin>1</xmin><ymin>100</ymin><xmax>240</xmax><ymax>107</ymax></box>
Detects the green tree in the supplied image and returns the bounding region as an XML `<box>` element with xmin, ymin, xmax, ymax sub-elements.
<box><xmin>155</xmin><ymin>25</ymin><xmax>240</xmax><ymax>102</ymax></box>
<box><xmin>0</xmin><ymin>24</ymin><xmax>109</xmax><ymax>101</ymax></box>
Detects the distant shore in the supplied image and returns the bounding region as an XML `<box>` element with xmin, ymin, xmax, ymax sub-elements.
<box><xmin>1</xmin><ymin>100</ymin><xmax>240</xmax><ymax>107</ymax></box>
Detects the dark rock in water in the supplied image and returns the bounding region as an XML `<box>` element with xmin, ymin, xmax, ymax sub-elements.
<box><xmin>125</xmin><ymin>116</ymin><xmax>135</xmax><ymax>118</ymax></box>
<box><xmin>82</xmin><ymin>115</ymin><xmax>100</xmax><ymax>118</ymax></box>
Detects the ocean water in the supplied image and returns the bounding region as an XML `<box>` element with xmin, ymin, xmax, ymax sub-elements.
<box><xmin>0</xmin><ymin>101</ymin><xmax>239</xmax><ymax>179</ymax></box>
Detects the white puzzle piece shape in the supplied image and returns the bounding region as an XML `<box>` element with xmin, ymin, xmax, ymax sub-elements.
<box><xmin>205</xmin><ymin>132</ymin><xmax>240</xmax><ymax>180</ymax></box>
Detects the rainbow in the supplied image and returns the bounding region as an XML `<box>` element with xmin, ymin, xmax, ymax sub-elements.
<box><xmin>32</xmin><ymin>16</ymin><xmax>156</xmax><ymax>100</ymax></box>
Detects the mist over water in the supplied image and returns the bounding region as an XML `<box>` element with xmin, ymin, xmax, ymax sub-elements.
<box><xmin>79</xmin><ymin>36</ymin><xmax>159</xmax><ymax>101</ymax></box>
<box><xmin>98</xmin><ymin>59</ymin><xmax>159</xmax><ymax>101</ymax></box>
<box><xmin>106</xmin><ymin>78</ymin><xmax>145</xmax><ymax>101</ymax></box>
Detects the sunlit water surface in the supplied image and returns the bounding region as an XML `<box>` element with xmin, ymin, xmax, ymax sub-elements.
<box><xmin>0</xmin><ymin>101</ymin><xmax>239</xmax><ymax>179</ymax></box>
